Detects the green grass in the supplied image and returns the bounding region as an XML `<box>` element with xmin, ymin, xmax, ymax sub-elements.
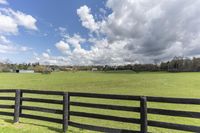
<box><xmin>0</xmin><ymin>71</ymin><xmax>200</xmax><ymax>133</ymax></box>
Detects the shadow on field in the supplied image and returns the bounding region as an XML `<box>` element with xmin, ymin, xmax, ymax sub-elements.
<box><xmin>3</xmin><ymin>119</ymin><xmax>63</xmax><ymax>133</ymax></box>
<box><xmin>2</xmin><ymin>119</ymin><xmax>12</xmax><ymax>123</ymax></box>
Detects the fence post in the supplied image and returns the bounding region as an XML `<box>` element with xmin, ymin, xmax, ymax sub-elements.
<box><xmin>140</xmin><ymin>96</ymin><xmax>147</xmax><ymax>133</ymax></box>
<box><xmin>63</xmin><ymin>92</ymin><xmax>69</xmax><ymax>132</ymax></box>
<box><xmin>68</xmin><ymin>94</ymin><xmax>70</xmax><ymax>121</ymax></box>
<box><xmin>19</xmin><ymin>91</ymin><xmax>23</xmax><ymax>115</ymax></box>
<box><xmin>13</xmin><ymin>89</ymin><xmax>21</xmax><ymax>123</ymax></box>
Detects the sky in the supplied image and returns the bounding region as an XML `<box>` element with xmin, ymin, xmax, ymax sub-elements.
<box><xmin>0</xmin><ymin>0</ymin><xmax>200</xmax><ymax>65</ymax></box>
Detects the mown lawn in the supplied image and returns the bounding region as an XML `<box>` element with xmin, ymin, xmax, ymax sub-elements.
<box><xmin>0</xmin><ymin>71</ymin><xmax>200</xmax><ymax>133</ymax></box>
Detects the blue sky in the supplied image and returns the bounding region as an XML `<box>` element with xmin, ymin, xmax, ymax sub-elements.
<box><xmin>0</xmin><ymin>0</ymin><xmax>200</xmax><ymax>65</ymax></box>
<box><xmin>0</xmin><ymin>0</ymin><xmax>107</xmax><ymax>63</ymax></box>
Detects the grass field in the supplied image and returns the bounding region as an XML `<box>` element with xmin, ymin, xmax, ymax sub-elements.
<box><xmin>0</xmin><ymin>71</ymin><xmax>200</xmax><ymax>133</ymax></box>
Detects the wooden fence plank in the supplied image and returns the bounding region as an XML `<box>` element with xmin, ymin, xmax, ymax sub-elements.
<box><xmin>69</xmin><ymin>92</ymin><xmax>140</xmax><ymax>100</ymax></box>
<box><xmin>21</xmin><ymin>89</ymin><xmax>64</xmax><ymax>95</ymax></box>
<box><xmin>0</xmin><ymin>96</ymin><xmax>15</xmax><ymax>100</ymax></box>
<box><xmin>0</xmin><ymin>105</ymin><xmax>14</xmax><ymax>109</ymax></box>
<box><xmin>21</xmin><ymin>105</ymin><xmax>63</xmax><ymax>114</ymax></box>
<box><xmin>70</xmin><ymin>102</ymin><xmax>140</xmax><ymax>112</ymax></box>
<box><xmin>21</xmin><ymin>97</ymin><xmax>62</xmax><ymax>104</ymax></box>
<box><xmin>0</xmin><ymin>89</ymin><xmax>16</xmax><ymax>93</ymax></box>
<box><xmin>0</xmin><ymin>111</ymin><xmax>14</xmax><ymax>116</ymax></box>
<box><xmin>70</xmin><ymin>111</ymin><xmax>141</xmax><ymax>124</ymax></box>
<box><xmin>148</xmin><ymin>108</ymin><xmax>200</xmax><ymax>118</ymax></box>
<box><xmin>148</xmin><ymin>120</ymin><xmax>200</xmax><ymax>132</ymax></box>
<box><xmin>147</xmin><ymin>97</ymin><xmax>200</xmax><ymax>105</ymax></box>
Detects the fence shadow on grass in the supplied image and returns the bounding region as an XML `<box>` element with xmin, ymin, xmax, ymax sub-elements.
<box><xmin>1</xmin><ymin>118</ymin><xmax>63</xmax><ymax>133</ymax></box>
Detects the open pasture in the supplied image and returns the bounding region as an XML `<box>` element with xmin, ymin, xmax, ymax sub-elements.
<box><xmin>0</xmin><ymin>71</ymin><xmax>200</xmax><ymax>133</ymax></box>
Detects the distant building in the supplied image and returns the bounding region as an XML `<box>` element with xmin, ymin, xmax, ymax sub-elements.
<box><xmin>16</xmin><ymin>70</ymin><xmax>34</xmax><ymax>73</ymax></box>
<box><xmin>64</xmin><ymin>68</ymin><xmax>74</xmax><ymax>71</ymax></box>
<box><xmin>92</xmin><ymin>68</ymin><xmax>98</xmax><ymax>71</ymax></box>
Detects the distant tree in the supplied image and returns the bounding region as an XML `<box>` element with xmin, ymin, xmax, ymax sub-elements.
<box><xmin>33</xmin><ymin>65</ymin><xmax>51</xmax><ymax>74</ymax></box>
<box><xmin>160</xmin><ymin>62</ymin><xmax>168</xmax><ymax>71</ymax></box>
<box><xmin>192</xmin><ymin>57</ymin><xmax>200</xmax><ymax>71</ymax></box>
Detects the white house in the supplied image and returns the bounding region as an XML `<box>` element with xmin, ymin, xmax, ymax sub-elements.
<box><xmin>16</xmin><ymin>70</ymin><xmax>34</xmax><ymax>73</ymax></box>
<box><xmin>92</xmin><ymin>68</ymin><xmax>98</xmax><ymax>71</ymax></box>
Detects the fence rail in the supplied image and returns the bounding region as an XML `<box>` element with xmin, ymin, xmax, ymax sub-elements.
<box><xmin>0</xmin><ymin>89</ymin><xmax>200</xmax><ymax>132</ymax></box>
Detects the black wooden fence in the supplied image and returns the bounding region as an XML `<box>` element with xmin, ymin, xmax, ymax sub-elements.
<box><xmin>0</xmin><ymin>89</ymin><xmax>200</xmax><ymax>133</ymax></box>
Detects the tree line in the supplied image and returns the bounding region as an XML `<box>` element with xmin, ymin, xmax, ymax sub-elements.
<box><xmin>1</xmin><ymin>56</ymin><xmax>200</xmax><ymax>73</ymax></box>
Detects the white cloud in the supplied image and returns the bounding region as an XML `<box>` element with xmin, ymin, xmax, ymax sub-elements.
<box><xmin>0</xmin><ymin>35</ymin><xmax>10</xmax><ymax>44</ymax></box>
<box><xmin>0</xmin><ymin>35</ymin><xmax>32</xmax><ymax>54</ymax></box>
<box><xmin>65</xmin><ymin>34</ymin><xmax>85</xmax><ymax>49</ymax></box>
<box><xmin>58</xmin><ymin>27</ymin><xmax>66</xmax><ymax>33</ymax></box>
<box><xmin>41</xmin><ymin>0</ymin><xmax>200</xmax><ymax>65</ymax></box>
<box><xmin>8</xmin><ymin>9</ymin><xmax>38</xmax><ymax>30</ymax></box>
<box><xmin>0</xmin><ymin>35</ymin><xmax>15</xmax><ymax>53</ymax></box>
<box><xmin>56</xmin><ymin>26</ymin><xmax>67</xmax><ymax>36</ymax></box>
<box><xmin>0</xmin><ymin>0</ymin><xmax>8</xmax><ymax>5</ymax></box>
<box><xmin>55</xmin><ymin>34</ymin><xmax>86</xmax><ymax>54</ymax></box>
<box><xmin>100</xmin><ymin>0</ymin><xmax>200</xmax><ymax>63</ymax></box>
<box><xmin>46</xmin><ymin>49</ymin><xmax>51</xmax><ymax>54</ymax></box>
<box><xmin>55</xmin><ymin>40</ymin><xmax>70</xmax><ymax>55</ymax></box>
<box><xmin>77</xmin><ymin>5</ymin><xmax>99</xmax><ymax>32</ymax></box>
<box><xmin>33</xmin><ymin>54</ymin><xmax>70</xmax><ymax>66</ymax></box>
<box><xmin>0</xmin><ymin>12</ymin><xmax>18</xmax><ymax>34</ymax></box>
<box><xmin>0</xmin><ymin>8</ymin><xmax>38</xmax><ymax>35</ymax></box>
<box><xmin>20</xmin><ymin>46</ymin><xmax>32</xmax><ymax>52</ymax></box>
<box><xmin>0</xmin><ymin>7</ymin><xmax>36</xmax><ymax>56</ymax></box>
<box><xmin>42</xmin><ymin>52</ymin><xmax>50</xmax><ymax>59</ymax></box>
<box><xmin>0</xmin><ymin>43</ymin><xmax>32</xmax><ymax>54</ymax></box>
<box><xmin>0</xmin><ymin>44</ymin><xmax>15</xmax><ymax>53</ymax></box>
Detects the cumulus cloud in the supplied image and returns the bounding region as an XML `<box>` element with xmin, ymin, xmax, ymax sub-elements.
<box><xmin>0</xmin><ymin>12</ymin><xmax>18</xmax><ymax>34</ymax></box>
<box><xmin>33</xmin><ymin>54</ymin><xmax>70</xmax><ymax>66</ymax></box>
<box><xmin>8</xmin><ymin>9</ymin><xmax>38</xmax><ymax>30</ymax></box>
<box><xmin>0</xmin><ymin>44</ymin><xmax>14</xmax><ymax>53</ymax></box>
<box><xmin>0</xmin><ymin>37</ymin><xmax>32</xmax><ymax>54</ymax></box>
<box><xmin>101</xmin><ymin>0</ymin><xmax>200</xmax><ymax>63</ymax></box>
<box><xmin>0</xmin><ymin>35</ymin><xmax>10</xmax><ymax>44</ymax></box>
<box><xmin>77</xmin><ymin>5</ymin><xmax>99</xmax><ymax>32</ymax></box>
<box><xmin>0</xmin><ymin>8</ymin><xmax>37</xmax><ymax>34</ymax></box>
<box><xmin>0</xmin><ymin>7</ymin><xmax>36</xmax><ymax>56</ymax></box>
<box><xmin>42</xmin><ymin>52</ymin><xmax>50</xmax><ymax>58</ymax></box>
<box><xmin>65</xmin><ymin>34</ymin><xmax>86</xmax><ymax>49</ymax></box>
<box><xmin>55</xmin><ymin>40</ymin><xmax>71</xmax><ymax>55</ymax></box>
<box><xmin>41</xmin><ymin>0</ymin><xmax>200</xmax><ymax>65</ymax></box>
<box><xmin>0</xmin><ymin>0</ymin><xmax>8</xmax><ymax>5</ymax></box>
